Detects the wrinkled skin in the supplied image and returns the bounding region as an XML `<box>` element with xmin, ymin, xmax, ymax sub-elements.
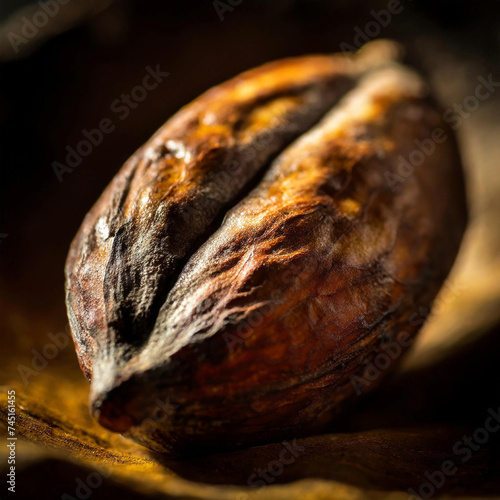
<box><xmin>66</xmin><ymin>53</ymin><xmax>358</xmax><ymax>377</ymax></box>
<box><xmin>65</xmin><ymin>42</ymin><xmax>467</xmax><ymax>457</ymax></box>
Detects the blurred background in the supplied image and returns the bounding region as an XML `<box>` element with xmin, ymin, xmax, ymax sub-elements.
<box><xmin>1</xmin><ymin>1</ymin><xmax>500</xmax><ymax>499</ymax></box>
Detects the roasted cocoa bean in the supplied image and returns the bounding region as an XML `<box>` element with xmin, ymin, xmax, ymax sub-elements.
<box><xmin>65</xmin><ymin>41</ymin><xmax>467</xmax><ymax>457</ymax></box>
